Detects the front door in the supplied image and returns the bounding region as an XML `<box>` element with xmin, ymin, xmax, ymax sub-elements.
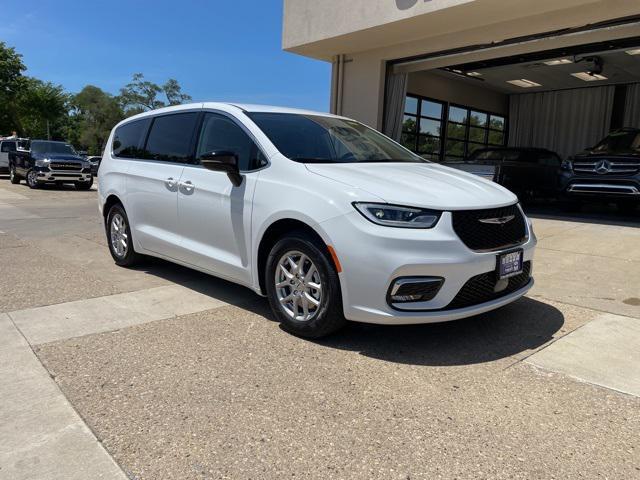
<box><xmin>125</xmin><ymin>111</ymin><xmax>199</xmax><ymax>259</ymax></box>
<box><xmin>176</xmin><ymin>112</ymin><xmax>265</xmax><ymax>285</ymax></box>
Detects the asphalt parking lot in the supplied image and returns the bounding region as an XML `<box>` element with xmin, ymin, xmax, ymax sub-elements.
<box><xmin>1</xmin><ymin>179</ymin><xmax>639</xmax><ymax>480</ymax></box>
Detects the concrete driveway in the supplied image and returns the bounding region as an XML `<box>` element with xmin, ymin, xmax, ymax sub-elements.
<box><xmin>0</xmin><ymin>178</ymin><xmax>638</xmax><ymax>480</ymax></box>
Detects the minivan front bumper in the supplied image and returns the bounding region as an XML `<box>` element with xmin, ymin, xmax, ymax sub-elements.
<box><xmin>320</xmin><ymin>209</ymin><xmax>536</xmax><ymax>325</ymax></box>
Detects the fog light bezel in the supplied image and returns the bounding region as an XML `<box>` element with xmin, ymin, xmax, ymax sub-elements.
<box><xmin>387</xmin><ymin>276</ymin><xmax>445</xmax><ymax>307</ymax></box>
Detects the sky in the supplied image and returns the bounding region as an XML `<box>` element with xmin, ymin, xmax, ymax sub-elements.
<box><xmin>0</xmin><ymin>0</ymin><xmax>331</xmax><ymax>111</ymax></box>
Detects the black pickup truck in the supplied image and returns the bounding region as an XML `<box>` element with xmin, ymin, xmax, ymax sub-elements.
<box><xmin>9</xmin><ymin>140</ymin><xmax>93</xmax><ymax>190</ymax></box>
<box><xmin>560</xmin><ymin>128</ymin><xmax>640</xmax><ymax>213</ymax></box>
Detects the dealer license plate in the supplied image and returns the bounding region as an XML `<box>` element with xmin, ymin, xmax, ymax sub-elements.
<box><xmin>497</xmin><ymin>249</ymin><xmax>523</xmax><ymax>279</ymax></box>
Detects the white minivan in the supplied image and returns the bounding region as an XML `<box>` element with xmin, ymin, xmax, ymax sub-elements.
<box><xmin>98</xmin><ymin>103</ymin><xmax>536</xmax><ymax>337</ymax></box>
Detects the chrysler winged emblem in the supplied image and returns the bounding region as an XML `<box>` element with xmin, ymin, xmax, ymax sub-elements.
<box><xmin>479</xmin><ymin>215</ymin><xmax>515</xmax><ymax>225</ymax></box>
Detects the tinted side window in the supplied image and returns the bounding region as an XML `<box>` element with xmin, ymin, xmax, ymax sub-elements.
<box><xmin>112</xmin><ymin>119</ymin><xmax>150</xmax><ymax>158</ymax></box>
<box><xmin>196</xmin><ymin>113</ymin><xmax>266</xmax><ymax>171</ymax></box>
<box><xmin>1</xmin><ymin>142</ymin><xmax>16</xmax><ymax>153</ymax></box>
<box><xmin>144</xmin><ymin>113</ymin><xmax>199</xmax><ymax>163</ymax></box>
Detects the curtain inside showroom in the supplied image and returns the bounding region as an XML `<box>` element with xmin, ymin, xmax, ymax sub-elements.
<box><xmin>623</xmin><ymin>83</ymin><xmax>640</xmax><ymax>128</ymax></box>
<box><xmin>383</xmin><ymin>72</ymin><xmax>408</xmax><ymax>141</ymax></box>
<box><xmin>508</xmin><ymin>85</ymin><xmax>615</xmax><ymax>159</ymax></box>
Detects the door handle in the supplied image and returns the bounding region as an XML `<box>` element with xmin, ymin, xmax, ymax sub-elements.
<box><xmin>165</xmin><ymin>177</ymin><xmax>177</xmax><ymax>189</ymax></box>
<box><xmin>179</xmin><ymin>180</ymin><xmax>195</xmax><ymax>192</ymax></box>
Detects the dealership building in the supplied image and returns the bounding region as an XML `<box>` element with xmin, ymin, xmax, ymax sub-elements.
<box><xmin>283</xmin><ymin>0</ymin><xmax>640</xmax><ymax>161</ymax></box>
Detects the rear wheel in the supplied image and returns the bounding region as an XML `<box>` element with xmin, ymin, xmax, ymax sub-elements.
<box><xmin>26</xmin><ymin>170</ymin><xmax>40</xmax><ymax>189</ymax></box>
<box><xmin>265</xmin><ymin>232</ymin><xmax>345</xmax><ymax>338</ymax></box>
<box><xmin>9</xmin><ymin>165</ymin><xmax>20</xmax><ymax>184</ymax></box>
<box><xmin>106</xmin><ymin>204</ymin><xmax>141</xmax><ymax>267</ymax></box>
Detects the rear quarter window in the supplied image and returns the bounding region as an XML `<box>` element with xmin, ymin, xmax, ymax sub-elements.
<box><xmin>112</xmin><ymin>118</ymin><xmax>151</xmax><ymax>158</ymax></box>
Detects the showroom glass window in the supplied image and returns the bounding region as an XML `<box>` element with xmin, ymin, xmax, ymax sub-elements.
<box><xmin>401</xmin><ymin>94</ymin><xmax>507</xmax><ymax>161</ymax></box>
<box><xmin>401</xmin><ymin>97</ymin><xmax>444</xmax><ymax>161</ymax></box>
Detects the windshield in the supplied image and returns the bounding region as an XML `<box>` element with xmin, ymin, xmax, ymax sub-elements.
<box><xmin>31</xmin><ymin>141</ymin><xmax>77</xmax><ymax>155</ymax></box>
<box><xmin>248</xmin><ymin>112</ymin><xmax>426</xmax><ymax>163</ymax></box>
<box><xmin>591</xmin><ymin>130</ymin><xmax>640</xmax><ymax>154</ymax></box>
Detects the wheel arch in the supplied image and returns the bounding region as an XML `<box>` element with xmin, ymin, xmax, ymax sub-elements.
<box><xmin>256</xmin><ymin>218</ymin><xmax>338</xmax><ymax>296</ymax></box>
<box><xmin>102</xmin><ymin>194</ymin><xmax>124</xmax><ymax>224</ymax></box>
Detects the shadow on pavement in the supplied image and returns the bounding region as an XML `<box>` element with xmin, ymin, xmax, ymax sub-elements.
<box><xmin>316</xmin><ymin>297</ymin><xmax>564</xmax><ymax>367</ymax></box>
<box><xmin>132</xmin><ymin>256</ymin><xmax>564</xmax><ymax>367</ymax></box>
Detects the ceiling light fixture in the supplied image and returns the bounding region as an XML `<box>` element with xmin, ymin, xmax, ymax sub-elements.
<box><xmin>571</xmin><ymin>72</ymin><xmax>608</xmax><ymax>81</ymax></box>
<box><xmin>544</xmin><ymin>58</ymin><xmax>572</xmax><ymax>66</ymax></box>
<box><xmin>506</xmin><ymin>79</ymin><xmax>542</xmax><ymax>88</ymax></box>
<box><xmin>466</xmin><ymin>71</ymin><xmax>482</xmax><ymax>77</ymax></box>
<box><xmin>625</xmin><ymin>48</ymin><xmax>640</xmax><ymax>55</ymax></box>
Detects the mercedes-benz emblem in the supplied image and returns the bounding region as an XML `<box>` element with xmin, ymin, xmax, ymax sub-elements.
<box><xmin>595</xmin><ymin>160</ymin><xmax>611</xmax><ymax>174</ymax></box>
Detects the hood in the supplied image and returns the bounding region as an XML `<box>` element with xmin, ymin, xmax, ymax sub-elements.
<box><xmin>34</xmin><ymin>153</ymin><xmax>86</xmax><ymax>163</ymax></box>
<box><xmin>305</xmin><ymin>162</ymin><xmax>517</xmax><ymax>210</ymax></box>
<box><xmin>574</xmin><ymin>150</ymin><xmax>640</xmax><ymax>159</ymax></box>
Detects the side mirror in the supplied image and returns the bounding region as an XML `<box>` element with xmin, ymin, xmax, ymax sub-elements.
<box><xmin>199</xmin><ymin>150</ymin><xmax>243</xmax><ymax>187</ymax></box>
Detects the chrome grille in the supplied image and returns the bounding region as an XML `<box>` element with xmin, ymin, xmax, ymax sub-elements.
<box><xmin>49</xmin><ymin>162</ymin><xmax>83</xmax><ymax>172</ymax></box>
<box><xmin>572</xmin><ymin>160</ymin><xmax>640</xmax><ymax>175</ymax></box>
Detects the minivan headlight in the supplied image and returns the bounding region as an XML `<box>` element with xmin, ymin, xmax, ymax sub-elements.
<box><xmin>353</xmin><ymin>202</ymin><xmax>441</xmax><ymax>229</ymax></box>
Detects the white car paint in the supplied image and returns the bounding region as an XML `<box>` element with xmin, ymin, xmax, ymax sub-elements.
<box><xmin>98</xmin><ymin>103</ymin><xmax>536</xmax><ymax>325</ymax></box>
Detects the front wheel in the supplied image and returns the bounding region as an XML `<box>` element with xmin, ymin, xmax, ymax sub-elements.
<box><xmin>106</xmin><ymin>204</ymin><xmax>141</xmax><ymax>267</ymax></box>
<box><xmin>9</xmin><ymin>165</ymin><xmax>21</xmax><ymax>184</ymax></box>
<box><xmin>26</xmin><ymin>170</ymin><xmax>40</xmax><ymax>189</ymax></box>
<box><xmin>265</xmin><ymin>232</ymin><xmax>346</xmax><ymax>338</ymax></box>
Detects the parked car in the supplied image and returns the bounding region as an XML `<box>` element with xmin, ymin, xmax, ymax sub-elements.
<box><xmin>0</xmin><ymin>138</ymin><xmax>29</xmax><ymax>174</ymax></box>
<box><xmin>9</xmin><ymin>140</ymin><xmax>93</xmax><ymax>190</ymax></box>
<box><xmin>561</xmin><ymin>128</ymin><xmax>640</xmax><ymax>213</ymax></box>
<box><xmin>443</xmin><ymin>147</ymin><xmax>563</xmax><ymax>201</ymax></box>
<box><xmin>86</xmin><ymin>156</ymin><xmax>102</xmax><ymax>175</ymax></box>
<box><xmin>99</xmin><ymin>103</ymin><xmax>536</xmax><ymax>338</ymax></box>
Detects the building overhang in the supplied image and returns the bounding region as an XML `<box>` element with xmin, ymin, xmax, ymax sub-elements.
<box><xmin>283</xmin><ymin>0</ymin><xmax>640</xmax><ymax>62</ymax></box>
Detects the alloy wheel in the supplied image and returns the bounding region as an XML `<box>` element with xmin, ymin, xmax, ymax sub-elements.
<box><xmin>110</xmin><ymin>213</ymin><xmax>128</xmax><ymax>258</ymax></box>
<box><xmin>27</xmin><ymin>170</ymin><xmax>38</xmax><ymax>187</ymax></box>
<box><xmin>275</xmin><ymin>250</ymin><xmax>323</xmax><ymax>322</ymax></box>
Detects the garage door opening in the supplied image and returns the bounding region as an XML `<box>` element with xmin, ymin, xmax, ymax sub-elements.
<box><xmin>391</xmin><ymin>37</ymin><xmax>640</xmax><ymax>163</ymax></box>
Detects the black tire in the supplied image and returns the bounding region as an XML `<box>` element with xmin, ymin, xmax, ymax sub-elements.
<box><xmin>75</xmin><ymin>177</ymin><xmax>93</xmax><ymax>190</ymax></box>
<box><xmin>9</xmin><ymin>165</ymin><xmax>20</xmax><ymax>184</ymax></box>
<box><xmin>26</xmin><ymin>169</ymin><xmax>40</xmax><ymax>189</ymax></box>
<box><xmin>106</xmin><ymin>203</ymin><xmax>142</xmax><ymax>267</ymax></box>
<box><xmin>265</xmin><ymin>231</ymin><xmax>346</xmax><ymax>338</ymax></box>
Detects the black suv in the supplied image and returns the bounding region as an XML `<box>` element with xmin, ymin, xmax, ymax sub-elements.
<box><xmin>9</xmin><ymin>140</ymin><xmax>93</xmax><ymax>190</ymax></box>
<box><xmin>561</xmin><ymin>129</ymin><xmax>640</xmax><ymax>212</ymax></box>
<box><xmin>444</xmin><ymin>147</ymin><xmax>562</xmax><ymax>201</ymax></box>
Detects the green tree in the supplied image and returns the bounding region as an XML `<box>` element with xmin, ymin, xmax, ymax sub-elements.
<box><xmin>118</xmin><ymin>73</ymin><xmax>191</xmax><ymax>116</ymax></box>
<box><xmin>15</xmin><ymin>77</ymin><xmax>69</xmax><ymax>139</ymax></box>
<box><xmin>0</xmin><ymin>42</ymin><xmax>26</xmax><ymax>134</ymax></box>
<box><xmin>163</xmin><ymin>78</ymin><xmax>191</xmax><ymax>106</ymax></box>
<box><xmin>69</xmin><ymin>85</ymin><xmax>124</xmax><ymax>155</ymax></box>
